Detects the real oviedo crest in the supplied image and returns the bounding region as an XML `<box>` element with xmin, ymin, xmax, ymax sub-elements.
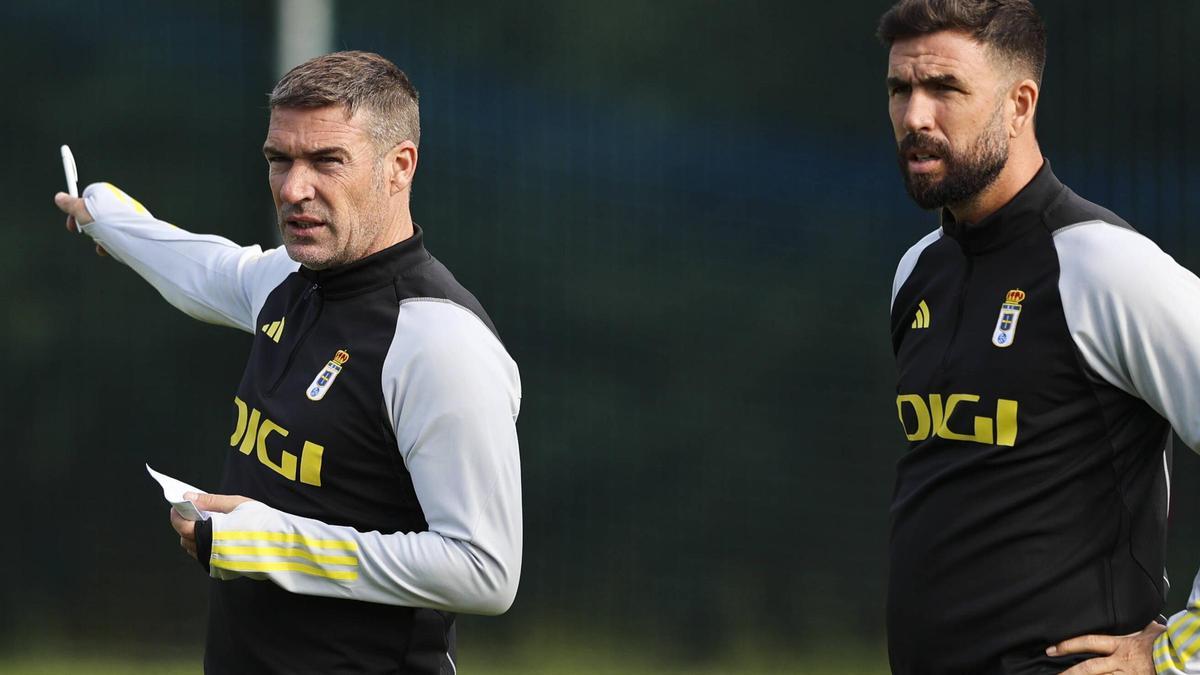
<box><xmin>991</xmin><ymin>289</ymin><xmax>1025</xmax><ymax>348</ymax></box>
<box><xmin>307</xmin><ymin>349</ymin><xmax>350</xmax><ymax>401</ymax></box>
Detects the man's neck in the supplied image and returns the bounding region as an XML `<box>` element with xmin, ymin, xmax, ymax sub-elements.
<box><xmin>948</xmin><ymin>150</ymin><xmax>1044</xmax><ymax>225</ymax></box>
<box><xmin>363</xmin><ymin>207</ymin><xmax>415</xmax><ymax>260</ymax></box>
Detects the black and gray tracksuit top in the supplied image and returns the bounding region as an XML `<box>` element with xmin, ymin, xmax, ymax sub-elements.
<box><xmin>887</xmin><ymin>160</ymin><xmax>1200</xmax><ymax>674</ymax></box>
<box><xmin>78</xmin><ymin>182</ymin><xmax>522</xmax><ymax>675</ymax></box>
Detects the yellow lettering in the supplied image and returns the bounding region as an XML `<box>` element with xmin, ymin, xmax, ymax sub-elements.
<box><xmin>929</xmin><ymin>394</ymin><xmax>944</xmax><ymax>433</ymax></box>
<box><xmin>937</xmin><ymin>394</ymin><xmax>993</xmax><ymax>443</ymax></box>
<box><xmin>299</xmin><ymin>442</ymin><xmax>325</xmax><ymax>487</ymax></box>
<box><xmin>256</xmin><ymin>418</ymin><xmax>297</xmax><ymax>480</ymax></box>
<box><xmin>230</xmin><ymin>397</ymin><xmax>249</xmax><ymax>447</ymax></box>
<box><xmin>896</xmin><ymin>394</ymin><xmax>932</xmax><ymax>441</ymax></box>
<box><xmin>897</xmin><ymin>393</ymin><xmax>1021</xmax><ymax>447</ymax></box>
<box><xmin>226</xmin><ymin>399</ymin><xmax>328</xmax><ymax>485</ymax></box>
<box><xmin>238</xmin><ymin>408</ymin><xmax>261</xmax><ymax>456</ymax></box>
<box><xmin>995</xmin><ymin>399</ymin><xmax>1019</xmax><ymax>447</ymax></box>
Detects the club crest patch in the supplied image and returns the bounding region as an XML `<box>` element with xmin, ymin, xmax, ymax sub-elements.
<box><xmin>307</xmin><ymin>349</ymin><xmax>350</xmax><ymax>401</ymax></box>
<box><xmin>992</xmin><ymin>289</ymin><xmax>1025</xmax><ymax>348</ymax></box>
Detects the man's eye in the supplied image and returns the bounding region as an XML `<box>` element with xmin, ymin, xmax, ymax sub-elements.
<box><xmin>316</xmin><ymin>157</ymin><xmax>341</xmax><ymax>165</ymax></box>
<box><xmin>267</xmin><ymin>156</ymin><xmax>290</xmax><ymax>164</ymax></box>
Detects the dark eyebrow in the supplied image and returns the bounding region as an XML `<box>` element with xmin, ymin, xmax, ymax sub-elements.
<box><xmin>888</xmin><ymin>73</ymin><xmax>966</xmax><ymax>90</ymax></box>
<box><xmin>262</xmin><ymin>145</ymin><xmax>349</xmax><ymax>158</ymax></box>
<box><xmin>922</xmin><ymin>73</ymin><xmax>966</xmax><ymax>89</ymax></box>
<box><xmin>304</xmin><ymin>146</ymin><xmax>349</xmax><ymax>158</ymax></box>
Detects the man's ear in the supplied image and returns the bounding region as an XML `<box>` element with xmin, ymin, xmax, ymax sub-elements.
<box><xmin>1008</xmin><ymin>78</ymin><xmax>1039</xmax><ymax>138</ymax></box>
<box><xmin>387</xmin><ymin>140</ymin><xmax>418</xmax><ymax>195</ymax></box>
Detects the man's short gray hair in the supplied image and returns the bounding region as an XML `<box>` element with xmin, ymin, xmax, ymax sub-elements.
<box><xmin>269</xmin><ymin>50</ymin><xmax>420</xmax><ymax>151</ymax></box>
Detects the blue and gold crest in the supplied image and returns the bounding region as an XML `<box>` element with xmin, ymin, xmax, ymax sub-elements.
<box><xmin>991</xmin><ymin>289</ymin><xmax>1025</xmax><ymax>348</ymax></box>
<box><xmin>307</xmin><ymin>349</ymin><xmax>350</xmax><ymax>401</ymax></box>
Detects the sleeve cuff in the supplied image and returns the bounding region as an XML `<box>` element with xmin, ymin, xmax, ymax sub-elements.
<box><xmin>194</xmin><ymin>517</ymin><xmax>213</xmax><ymax>574</ymax></box>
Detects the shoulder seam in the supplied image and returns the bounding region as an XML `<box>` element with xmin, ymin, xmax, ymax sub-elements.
<box><xmin>1050</xmin><ymin>219</ymin><xmax>1116</xmax><ymax>238</ymax></box>
<box><xmin>398</xmin><ymin>297</ymin><xmax>503</xmax><ymax>345</ymax></box>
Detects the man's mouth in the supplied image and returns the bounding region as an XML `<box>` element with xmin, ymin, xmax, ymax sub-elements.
<box><xmin>285</xmin><ymin>215</ymin><xmax>327</xmax><ymax>234</ymax></box>
<box><xmin>907</xmin><ymin>150</ymin><xmax>943</xmax><ymax>174</ymax></box>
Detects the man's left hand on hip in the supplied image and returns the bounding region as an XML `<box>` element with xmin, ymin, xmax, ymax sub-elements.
<box><xmin>1047</xmin><ymin>621</ymin><xmax>1165</xmax><ymax>674</ymax></box>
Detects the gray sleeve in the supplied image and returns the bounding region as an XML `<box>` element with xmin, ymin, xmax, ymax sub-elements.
<box><xmin>379</xmin><ymin>299</ymin><xmax>523</xmax><ymax>613</ymax></box>
<box><xmin>207</xmin><ymin>299</ymin><xmax>522</xmax><ymax>614</ymax></box>
<box><xmin>1055</xmin><ymin>220</ymin><xmax>1200</xmax><ymax>451</ymax></box>
<box><xmin>77</xmin><ymin>182</ymin><xmax>298</xmax><ymax>333</ymax></box>
<box><xmin>1155</xmin><ymin>573</ymin><xmax>1200</xmax><ymax>673</ymax></box>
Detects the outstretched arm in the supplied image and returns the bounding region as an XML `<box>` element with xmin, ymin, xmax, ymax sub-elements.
<box><xmin>54</xmin><ymin>182</ymin><xmax>298</xmax><ymax>333</ymax></box>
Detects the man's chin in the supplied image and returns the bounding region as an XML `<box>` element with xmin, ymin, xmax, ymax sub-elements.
<box><xmin>284</xmin><ymin>242</ymin><xmax>335</xmax><ymax>270</ymax></box>
<box><xmin>904</xmin><ymin>176</ymin><xmax>950</xmax><ymax>211</ymax></box>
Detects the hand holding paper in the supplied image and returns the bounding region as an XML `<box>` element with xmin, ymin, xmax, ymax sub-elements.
<box><xmin>147</xmin><ymin>464</ymin><xmax>253</xmax><ymax>561</ymax></box>
<box><xmin>146</xmin><ymin>464</ymin><xmax>210</xmax><ymax>521</ymax></box>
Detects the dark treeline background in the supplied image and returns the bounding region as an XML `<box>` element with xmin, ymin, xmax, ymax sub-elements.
<box><xmin>5</xmin><ymin>0</ymin><xmax>1200</xmax><ymax>668</ymax></box>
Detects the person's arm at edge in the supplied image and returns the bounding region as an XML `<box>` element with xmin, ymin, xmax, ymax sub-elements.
<box><xmin>1049</xmin><ymin>221</ymin><xmax>1200</xmax><ymax>674</ymax></box>
<box><xmin>54</xmin><ymin>182</ymin><xmax>297</xmax><ymax>333</ymax></box>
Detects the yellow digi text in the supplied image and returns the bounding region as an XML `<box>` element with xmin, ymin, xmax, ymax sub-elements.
<box><xmin>229</xmin><ymin>397</ymin><xmax>326</xmax><ymax>486</ymax></box>
<box><xmin>896</xmin><ymin>394</ymin><xmax>1019</xmax><ymax>447</ymax></box>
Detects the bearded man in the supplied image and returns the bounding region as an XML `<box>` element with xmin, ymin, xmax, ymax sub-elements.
<box><xmin>882</xmin><ymin>1</ymin><xmax>1200</xmax><ymax>673</ymax></box>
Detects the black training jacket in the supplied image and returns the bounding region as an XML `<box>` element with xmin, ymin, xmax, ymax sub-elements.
<box><xmin>888</xmin><ymin>161</ymin><xmax>1199</xmax><ymax>674</ymax></box>
<box><xmin>78</xmin><ymin>183</ymin><xmax>522</xmax><ymax>675</ymax></box>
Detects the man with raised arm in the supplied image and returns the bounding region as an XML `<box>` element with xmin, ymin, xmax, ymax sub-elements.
<box><xmin>54</xmin><ymin>51</ymin><xmax>521</xmax><ymax>675</ymax></box>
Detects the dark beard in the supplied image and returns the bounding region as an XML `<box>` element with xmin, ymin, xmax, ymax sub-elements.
<box><xmin>897</xmin><ymin>118</ymin><xmax>1009</xmax><ymax>212</ymax></box>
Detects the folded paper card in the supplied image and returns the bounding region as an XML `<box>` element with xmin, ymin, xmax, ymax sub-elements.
<box><xmin>146</xmin><ymin>464</ymin><xmax>211</xmax><ymax>521</ymax></box>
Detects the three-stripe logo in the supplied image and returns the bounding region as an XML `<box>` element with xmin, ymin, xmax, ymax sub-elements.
<box><xmin>911</xmin><ymin>300</ymin><xmax>931</xmax><ymax>329</ymax></box>
<box><xmin>261</xmin><ymin>317</ymin><xmax>285</xmax><ymax>343</ymax></box>
<box><xmin>210</xmin><ymin>531</ymin><xmax>359</xmax><ymax>582</ymax></box>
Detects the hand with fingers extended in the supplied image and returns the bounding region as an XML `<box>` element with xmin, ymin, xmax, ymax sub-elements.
<box><xmin>170</xmin><ymin>492</ymin><xmax>253</xmax><ymax>560</ymax></box>
<box><xmin>1047</xmin><ymin>621</ymin><xmax>1165</xmax><ymax>674</ymax></box>
<box><xmin>53</xmin><ymin>191</ymin><xmax>108</xmax><ymax>256</ymax></box>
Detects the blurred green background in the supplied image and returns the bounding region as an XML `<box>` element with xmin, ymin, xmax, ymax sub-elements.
<box><xmin>4</xmin><ymin>1</ymin><xmax>1200</xmax><ymax>672</ymax></box>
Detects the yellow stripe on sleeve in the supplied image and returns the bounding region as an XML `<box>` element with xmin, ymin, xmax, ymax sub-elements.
<box><xmin>212</xmin><ymin>545</ymin><xmax>358</xmax><ymax>566</ymax></box>
<box><xmin>211</xmin><ymin>559</ymin><xmax>358</xmax><ymax>581</ymax></box>
<box><xmin>213</xmin><ymin>531</ymin><xmax>358</xmax><ymax>551</ymax></box>
<box><xmin>1156</xmin><ymin>630</ymin><xmax>1185</xmax><ymax>672</ymax></box>
<box><xmin>103</xmin><ymin>183</ymin><xmax>149</xmax><ymax>214</ymax></box>
<box><xmin>1171</xmin><ymin>614</ymin><xmax>1200</xmax><ymax>662</ymax></box>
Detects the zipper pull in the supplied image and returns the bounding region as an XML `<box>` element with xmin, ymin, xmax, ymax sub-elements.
<box><xmin>302</xmin><ymin>282</ymin><xmax>321</xmax><ymax>300</ymax></box>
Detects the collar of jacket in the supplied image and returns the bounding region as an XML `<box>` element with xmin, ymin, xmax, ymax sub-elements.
<box><xmin>297</xmin><ymin>223</ymin><xmax>431</xmax><ymax>298</ymax></box>
<box><xmin>939</xmin><ymin>158</ymin><xmax>1065</xmax><ymax>255</ymax></box>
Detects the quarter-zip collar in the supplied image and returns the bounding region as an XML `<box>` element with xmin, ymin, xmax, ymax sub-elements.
<box><xmin>297</xmin><ymin>224</ymin><xmax>431</xmax><ymax>299</ymax></box>
<box><xmin>940</xmin><ymin>159</ymin><xmax>1066</xmax><ymax>255</ymax></box>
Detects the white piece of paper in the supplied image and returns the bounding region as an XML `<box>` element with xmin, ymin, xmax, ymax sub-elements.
<box><xmin>146</xmin><ymin>464</ymin><xmax>211</xmax><ymax>521</ymax></box>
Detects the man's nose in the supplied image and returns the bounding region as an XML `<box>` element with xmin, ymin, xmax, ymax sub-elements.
<box><xmin>279</xmin><ymin>164</ymin><xmax>316</xmax><ymax>205</ymax></box>
<box><xmin>901</xmin><ymin>92</ymin><xmax>936</xmax><ymax>135</ymax></box>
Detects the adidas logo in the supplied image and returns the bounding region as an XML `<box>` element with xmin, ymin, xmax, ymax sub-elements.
<box><xmin>911</xmin><ymin>300</ymin><xmax>931</xmax><ymax>329</ymax></box>
<box><xmin>261</xmin><ymin>317</ymin><xmax>285</xmax><ymax>343</ymax></box>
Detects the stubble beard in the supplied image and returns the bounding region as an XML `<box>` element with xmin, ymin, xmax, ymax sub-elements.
<box><xmin>279</xmin><ymin>169</ymin><xmax>390</xmax><ymax>270</ymax></box>
<box><xmin>898</xmin><ymin>106</ymin><xmax>1010</xmax><ymax>213</ymax></box>
<box><xmin>279</xmin><ymin>156</ymin><xmax>393</xmax><ymax>269</ymax></box>
<box><xmin>279</xmin><ymin>204</ymin><xmax>339</xmax><ymax>270</ymax></box>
